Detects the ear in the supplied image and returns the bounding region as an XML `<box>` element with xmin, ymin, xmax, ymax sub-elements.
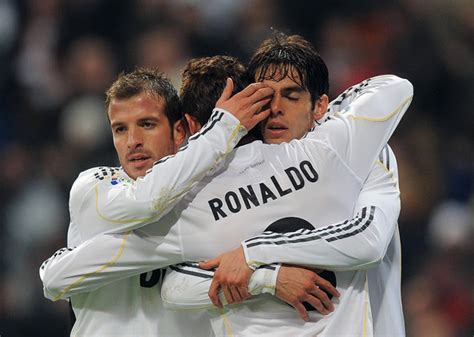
<box><xmin>172</xmin><ymin>119</ymin><xmax>187</xmax><ymax>149</ymax></box>
<box><xmin>313</xmin><ymin>94</ymin><xmax>329</xmax><ymax>121</ymax></box>
<box><xmin>184</xmin><ymin>113</ymin><xmax>202</xmax><ymax>135</ymax></box>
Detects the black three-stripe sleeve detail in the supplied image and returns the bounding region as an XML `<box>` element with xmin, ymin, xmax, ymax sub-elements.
<box><xmin>169</xmin><ymin>260</ymin><xmax>277</xmax><ymax>280</ymax></box>
<box><xmin>169</xmin><ymin>263</ymin><xmax>214</xmax><ymax>279</ymax></box>
<box><xmin>190</xmin><ymin>110</ymin><xmax>224</xmax><ymax>138</ymax></box>
<box><xmin>245</xmin><ymin>206</ymin><xmax>376</xmax><ymax>248</ymax></box>
<box><xmin>384</xmin><ymin>146</ymin><xmax>390</xmax><ymax>170</ymax></box>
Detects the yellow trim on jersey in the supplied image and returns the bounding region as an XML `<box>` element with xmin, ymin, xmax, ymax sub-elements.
<box><xmin>220</xmin><ymin>308</ymin><xmax>235</xmax><ymax>337</ymax></box>
<box><xmin>226</xmin><ymin>123</ymin><xmax>245</xmax><ymax>154</ymax></box>
<box><xmin>95</xmin><ymin>185</ymin><xmax>161</xmax><ymax>223</ymax></box>
<box><xmin>375</xmin><ymin>160</ymin><xmax>399</xmax><ymax>188</ymax></box>
<box><xmin>376</xmin><ymin>159</ymin><xmax>390</xmax><ymax>173</ymax></box>
<box><xmin>340</xmin><ymin>95</ymin><xmax>413</xmax><ymax>122</ymax></box>
<box><xmin>94</xmin><ymin>185</ymin><xmax>165</xmax><ymax>224</ymax></box>
<box><xmin>53</xmin><ymin>232</ymin><xmax>131</xmax><ymax>301</ymax></box>
<box><xmin>93</xmin><ymin>124</ymin><xmax>245</xmax><ymax>225</ymax></box>
<box><xmin>362</xmin><ymin>273</ymin><xmax>370</xmax><ymax>337</ymax></box>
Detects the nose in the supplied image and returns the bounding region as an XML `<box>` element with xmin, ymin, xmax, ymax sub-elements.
<box><xmin>127</xmin><ymin>126</ymin><xmax>143</xmax><ymax>149</ymax></box>
<box><xmin>270</xmin><ymin>94</ymin><xmax>283</xmax><ymax>115</ymax></box>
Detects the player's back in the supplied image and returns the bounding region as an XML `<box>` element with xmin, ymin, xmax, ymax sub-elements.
<box><xmin>143</xmin><ymin>75</ymin><xmax>413</xmax><ymax>336</ymax></box>
<box><xmin>152</xmin><ymin>133</ymin><xmax>372</xmax><ymax>336</ymax></box>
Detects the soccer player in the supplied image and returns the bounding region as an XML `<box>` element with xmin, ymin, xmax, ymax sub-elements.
<box><xmin>40</xmin><ymin>67</ymin><xmax>273</xmax><ymax>337</ymax></box>
<box><xmin>197</xmin><ymin>34</ymin><xmax>405</xmax><ymax>336</ymax></box>
<box><xmin>162</xmin><ymin>35</ymin><xmax>405</xmax><ymax>336</ymax></box>
<box><xmin>40</xmin><ymin>41</ymin><xmax>412</xmax><ymax>336</ymax></box>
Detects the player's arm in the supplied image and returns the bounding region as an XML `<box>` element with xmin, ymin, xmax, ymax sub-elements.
<box><xmin>310</xmin><ymin>74</ymin><xmax>412</xmax><ymax>182</ymax></box>
<box><xmin>243</xmin><ymin>145</ymin><xmax>400</xmax><ymax>271</ymax></box>
<box><xmin>39</xmin><ymin>228</ymin><xmax>184</xmax><ymax>301</ymax></box>
<box><xmin>70</xmin><ymin>108</ymin><xmax>246</xmax><ymax>240</ymax></box>
<box><xmin>161</xmin><ymin>263</ymin><xmax>280</xmax><ymax>310</ymax></box>
<box><xmin>204</xmin><ymin>160</ymin><xmax>399</xmax><ymax>311</ymax></box>
<box><xmin>39</xmin><ymin>108</ymin><xmax>252</xmax><ymax>298</ymax></box>
<box><xmin>162</xmin><ymin>262</ymin><xmax>339</xmax><ymax>321</ymax></box>
<box><xmin>39</xmin><ymin>82</ymin><xmax>273</xmax><ymax>299</ymax></box>
<box><xmin>204</xmin><ymin>75</ymin><xmax>411</xmax><ymax>303</ymax></box>
<box><xmin>77</xmin><ymin>81</ymin><xmax>273</xmax><ymax>236</ymax></box>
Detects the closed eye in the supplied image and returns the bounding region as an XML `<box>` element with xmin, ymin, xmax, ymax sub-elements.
<box><xmin>284</xmin><ymin>94</ymin><xmax>300</xmax><ymax>101</ymax></box>
<box><xmin>281</xmin><ymin>86</ymin><xmax>304</xmax><ymax>102</ymax></box>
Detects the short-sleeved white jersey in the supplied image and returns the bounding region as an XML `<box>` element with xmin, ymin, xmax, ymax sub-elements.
<box><xmin>40</xmin><ymin>75</ymin><xmax>413</xmax><ymax>336</ymax></box>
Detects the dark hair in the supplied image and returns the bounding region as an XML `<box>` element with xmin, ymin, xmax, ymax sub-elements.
<box><xmin>105</xmin><ymin>68</ymin><xmax>182</xmax><ymax>126</ymax></box>
<box><xmin>180</xmin><ymin>55</ymin><xmax>250</xmax><ymax>126</ymax></box>
<box><xmin>248</xmin><ymin>32</ymin><xmax>329</xmax><ymax>107</ymax></box>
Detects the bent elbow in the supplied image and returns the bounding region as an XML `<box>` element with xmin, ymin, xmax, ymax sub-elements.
<box><xmin>42</xmin><ymin>278</ymin><xmax>63</xmax><ymax>301</ymax></box>
<box><xmin>40</xmin><ymin>268</ymin><xmax>67</xmax><ymax>301</ymax></box>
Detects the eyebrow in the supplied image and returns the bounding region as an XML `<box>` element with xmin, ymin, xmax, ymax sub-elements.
<box><xmin>280</xmin><ymin>86</ymin><xmax>305</xmax><ymax>95</ymax></box>
<box><xmin>110</xmin><ymin>121</ymin><xmax>124</xmax><ymax>129</ymax></box>
<box><xmin>137</xmin><ymin>116</ymin><xmax>160</xmax><ymax>123</ymax></box>
<box><xmin>110</xmin><ymin>116</ymin><xmax>161</xmax><ymax>129</ymax></box>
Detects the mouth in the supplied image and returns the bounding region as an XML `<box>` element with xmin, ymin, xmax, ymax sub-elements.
<box><xmin>127</xmin><ymin>154</ymin><xmax>152</xmax><ymax>168</ymax></box>
<box><xmin>128</xmin><ymin>154</ymin><xmax>151</xmax><ymax>161</ymax></box>
<box><xmin>267</xmin><ymin>125</ymin><xmax>288</xmax><ymax>131</ymax></box>
<box><xmin>265</xmin><ymin>122</ymin><xmax>288</xmax><ymax>138</ymax></box>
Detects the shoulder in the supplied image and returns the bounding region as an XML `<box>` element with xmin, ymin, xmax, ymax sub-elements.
<box><xmin>69</xmin><ymin>166</ymin><xmax>124</xmax><ymax>206</ymax></box>
<box><xmin>72</xmin><ymin>166</ymin><xmax>123</xmax><ymax>188</ymax></box>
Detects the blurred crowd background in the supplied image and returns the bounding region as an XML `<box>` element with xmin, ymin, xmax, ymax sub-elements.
<box><xmin>0</xmin><ymin>0</ymin><xmax>472</xmax><ymax>336</ymax></box>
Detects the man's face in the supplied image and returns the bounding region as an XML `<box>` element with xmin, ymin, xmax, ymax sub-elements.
<box><xmin>259</xmin><ymin>69</ymin><xmax>320</xmax><ymax>144</ymax></box>
<box><xmin>108</xmin><ymin>92</ymin><xmax>182</xmax><ymax>180</ymax></box>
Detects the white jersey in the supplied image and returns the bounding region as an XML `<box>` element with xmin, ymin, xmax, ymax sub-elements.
<box><xmin>40</xmin><ymin>75</ymin><xmax>413</xmax><ymax>336</ymax></box>
<box><xmin>48</xmin><ymin>110</ymin><xmax>247</xmax><ymax>337</ymax></box>
<box><xmin>161</xmin><ymin>121</ymin><xmax>405</xmax><ymax>335</ymax></box>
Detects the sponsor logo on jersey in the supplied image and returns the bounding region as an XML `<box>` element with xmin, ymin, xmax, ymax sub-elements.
<box><xmin>208</xmin><ymin>160</ymin><xmax>318</xmax><ymax>221</ymax></box>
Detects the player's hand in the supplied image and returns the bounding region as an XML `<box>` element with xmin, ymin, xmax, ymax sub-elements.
<box><xmin>275</xmin><ymin>265</ymin><xmax>340</xmax><ymax>321</ymax></box>
<box><xmin>216</xmin><ymin>78</ymin><xmax>273</xmax><ymax>131</ymax></box>
<box><xmin>200</xmin><ymin>246</ymin><xmax>253</xmax><ymax>308</ymax></box>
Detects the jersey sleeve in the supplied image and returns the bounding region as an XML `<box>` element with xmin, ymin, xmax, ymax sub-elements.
<box><xmin>40</xmin><ymin>109</ymin><xmax>247</xmax><ymax>300</ymax></box>
<box><xmin>161</xmin><ymin>263</ymin><xmax>280</xmax><ymax>310</ymax></box>
<box><xmin>40</xmin><ymin>229</ymin><xmax>184</xmax><ymax>301</ymax></box>
<box><xmin>242</xmin><ymin>145</ymin><xmax>401</xmax><ymax>271</ymax></box>
<box><xmin>73</xmin><ymin>109</ymin><xmax>247</xmax><ymax>239</ymax></box>
<box><xmin>307</xmin><ymin>74</ymin><xmax>412</xmax><ymax>182</ymax></box>
<box><xmin>39</xmin><ymin>229</ymin><xmax>278</xmax><ymax>303</ymax></box>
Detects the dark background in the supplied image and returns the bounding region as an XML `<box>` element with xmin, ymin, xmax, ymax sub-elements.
<box><xmin>0</xmin><ymin>0</ymin><xmax>472</xmax><ymax>336</ymax></box>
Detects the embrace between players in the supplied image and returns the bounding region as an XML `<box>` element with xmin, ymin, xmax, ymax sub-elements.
<box><xmin>40</xmin><ymin>32</ymin><xmax>413</xmax><ymax>336</ymax></box>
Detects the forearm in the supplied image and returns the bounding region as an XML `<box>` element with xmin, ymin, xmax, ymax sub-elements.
<box><xmin>161</xmin><ymin>263</ymin><xmax>279</xmax><ymax>310</ymax></box>
<box><xmin>243</xmin><ymin>204</ymin><xmax>399</xmax><ymax>271</ymax></box>
<box><xmin>94</xmin><ymin>109</ymin><xmax>247</xmax><ymax>232</ymax></box>
<box><xmin>40</xmin><ymin>231</ymin><xmax>182</xmax><ymax>301</ymax></box>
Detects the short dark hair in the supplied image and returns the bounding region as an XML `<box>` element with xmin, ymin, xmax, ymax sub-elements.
<box><xmin>180</xmin><ymin>55</ymin><xmax>250</xmax><ymax>126</ymax></box>
<box><xmin>105</xmin><ymin>68</ymin><xmax>182</xmax><ymax>126</ymax></box>
<box><xmin>248</xmin><ymin>32</ymin><xmax>329</xmax><ymax>107</ymax></box>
